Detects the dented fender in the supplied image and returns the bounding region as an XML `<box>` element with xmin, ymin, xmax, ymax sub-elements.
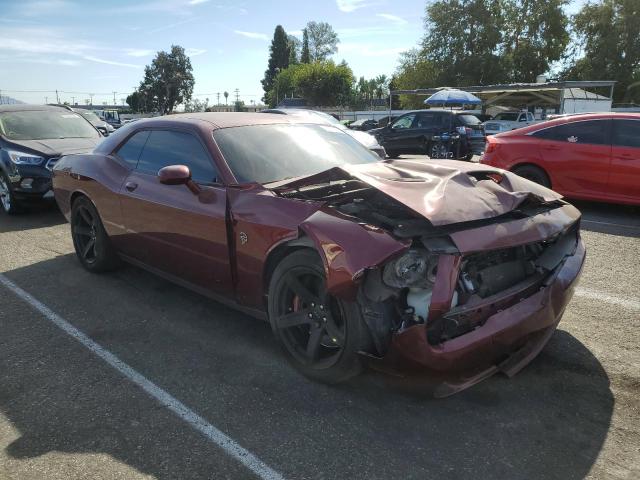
<box><xmin>300</xmin><ymin>207</ymin><xmax>411</xmax><ymax>300</ymax></box>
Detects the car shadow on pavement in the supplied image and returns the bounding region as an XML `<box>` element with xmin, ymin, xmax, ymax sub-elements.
<box><xmin>0</xmin><ymin>203</ymin><xmax>66</xmax><ymax>233</ymax></box>
<box><xmin>0</xmin><ymin>254</ymin><xmax>614</xmax><ymax>480</ymax></box>
<box><xmin>573</xmin><ymin>200</ymin><xmax>640</xmax><ymax>238</ymax></box>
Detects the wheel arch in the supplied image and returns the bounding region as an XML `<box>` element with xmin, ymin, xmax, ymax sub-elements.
<box><xmin>262</xmin><ymin>235</ymin><xmax>317</xmax><ymax>307</ymax></box>
<box><xmin>510</xmin><ymin>161</ymin><xmax>553</xmax><ymax>188</ymax></box>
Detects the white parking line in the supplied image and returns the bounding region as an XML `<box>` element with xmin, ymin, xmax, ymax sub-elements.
<box><xmin>575</xmin><ymin>287</ymin><xmax>640</xmax><ymax>311</ymax></box>
<box><xmin>0</xmin><ymin>273</ymin><xmax>285</xmax><ymax>480</ymax></box>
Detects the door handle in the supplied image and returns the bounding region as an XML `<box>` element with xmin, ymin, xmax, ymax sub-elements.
<box><xmin>619</xmin><ymin>153</ymin><xmax>636</xmax><ymax>159</ymax></box>
<box><xmin>543</xmin><ymin>145</ymin><xmax>561</xmax><ymax>151</ymax></box>
<box><xmin>125</xmin><ymin>181</ymin><xmax>138</xmax><ymax>192</ymax></box>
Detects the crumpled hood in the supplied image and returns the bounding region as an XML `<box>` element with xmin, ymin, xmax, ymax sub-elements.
<box><xmin>6</xmin><ymin>137</ymin><xmax>101</xmax><ymax>157</ymax></box>
<box><xmin>274</xmin><ymin>159</ymin><xmax>563</xmax><ymax>226</ymax></box>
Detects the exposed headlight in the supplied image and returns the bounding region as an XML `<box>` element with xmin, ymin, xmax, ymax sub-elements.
<box><xmin>7</xmin><ymin>149</ymin><xmax>45</xmax><ymax>166</ymax></box>
<box><xmin>383</xmin><ymin>249</ymin><xmax>438</xmax><ymax>288</ymax></box>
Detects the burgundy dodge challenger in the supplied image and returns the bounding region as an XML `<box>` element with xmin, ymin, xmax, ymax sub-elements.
<box><xmin>52</xmin><ymin>113</ymin><xmax>585</xmax><ymax>395</ymax></box>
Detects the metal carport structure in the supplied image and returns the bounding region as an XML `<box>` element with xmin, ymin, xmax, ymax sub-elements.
<box><xmin>389</xmin><ymin>80</ymin><xmax>616</xmax><ymax>115</ymax></box>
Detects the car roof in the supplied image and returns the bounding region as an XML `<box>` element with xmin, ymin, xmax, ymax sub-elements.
<box><xmin>129</xmin><ymin>112</ymin><xmax>318</xmax><ymax>129</ymax></box>
<box><xmin>0</xmin><ymin>104</ymin><xmax>72</xmax><ymax>113</ymax></box>
<box><xmin>495</xmin><ymin>112</ymin><xmax>640</xmax><ymax>137</ymax></box>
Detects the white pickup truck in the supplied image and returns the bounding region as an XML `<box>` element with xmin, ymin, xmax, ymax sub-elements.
<box><xmin>482</xmin><ymin>111</ymin><xmax>541</xmax><ymax>136</ymax></box>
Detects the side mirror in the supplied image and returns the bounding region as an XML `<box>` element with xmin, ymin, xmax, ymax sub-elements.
<box><xmin>159</xmin><ymin>165</ymin><xmax>190</xmax><ymax>185</ymax></box>
<box><xmin>158</xmin><ymin>165</ymin><xmax>200</xmax><ymax>194</ymax></box>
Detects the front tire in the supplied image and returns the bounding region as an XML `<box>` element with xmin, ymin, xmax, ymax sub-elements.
<box><xmin>71</xmin><ymin>196</ymin><xmax>120</xmax><ymax>272</ymax></box>
<box><xmin>512</xmin><ymin>165</ymin><xmax>551</xmax><ymax>188</ymax></box>
<box><xmin>267</xmin><ymin>249</ymin><xmax>367</xmax><ymax>383</ymax></box>
<box><xmin>0</xmin><ymin>173</ymin><xmax>22</xmax><ymax>215</ymax></box>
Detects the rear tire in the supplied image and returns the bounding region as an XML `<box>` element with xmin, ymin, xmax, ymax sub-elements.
<box><xmin>512</xmin><ymin>165</ymin><xmax>551</xmax><ymax>188</ymax></box>
<box><xmin>0</xmin><ymin>173</ymin><xmax>22</xmax><ymax>215</ymax></box>
<box><xmin>386</xmin><ymin>150</ymin><xmax>400</xmax><ymax>159</ymax></box>
<box><xmin>267</xmin><ymin>249</ymin><xmax>367</xmax><ymax>383</ymax></box>
<box><xmin>71</xmin><ymin>196</ymin><xmax>120</xmax><ymax>273</ymax></box>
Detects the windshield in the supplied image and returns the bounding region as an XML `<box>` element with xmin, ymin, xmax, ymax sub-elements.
<box><xmin>494</xmin><ymin>112</ymin><xmax>519</xmax><ymax>121</ymax></box>
<box><xmin>457</xmin><ymin>114</ymin><xmax>481</xmax><ymax>125</ymax></box>
<box><xmin>213</xmin><ymin>123</ymin><xmax>380</xmax><ymax>184</ymax></box>
<box><xmin>290</xmin><ymin>110</ymin><xmax>341</xmax><ymax>125</ymax></box>
<box><xmin>79</xmin><ymin>110</ymin><xmax>101</xmax><ymax>123</ymax></box>
<box><xmin>0</xmin><ymin>110</ymin><xmax>100</xmax><ymax>140</ymax></box>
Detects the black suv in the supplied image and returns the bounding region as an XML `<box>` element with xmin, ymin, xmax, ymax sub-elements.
<box><xmin>0</xmin><ymin>104</ymin><xmax>102</xmax><ymax>214</ymax></box>
<box><xmin>370</xmin><ymin>110</ymin><xmax>485</xmax><ymax>159</ymax></box>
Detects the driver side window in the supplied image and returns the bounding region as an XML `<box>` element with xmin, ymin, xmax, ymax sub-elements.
<box><xmin>136</xmin><ymin>130</ymin><xmax>218</xmax><ymax>184</ymax></box>
<box><xmin>392</xmin><ymin>114</ymin><xmax>416</xmax><ymax>129</ymax></box>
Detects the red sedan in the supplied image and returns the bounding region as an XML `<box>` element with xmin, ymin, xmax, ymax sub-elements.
<box><xmin>481</xmin><ymin>113</ymin><xmax>640</xmax><ymax>205</ymax></box>
<box><xmin>52</xmin><ymin>113</ymin><xmax>585</xmax><ymax>396</ymax></box>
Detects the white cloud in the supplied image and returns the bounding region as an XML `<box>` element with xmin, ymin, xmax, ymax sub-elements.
<box><xmin>336</xmin><ymin>0</ymin><xmax>370</xmax><ymax>12</ymax></box>
<box><xmin>234</xmin><ymin>30</ymin><xmax>269</xmax><ymax>40</ymax></box>
<box><xmin>185</xmin><ymin>48</ymin><xmax>207</xmax><ymax>57</ymax></box>
<box><xmin>124</xmin><ymin>48</ymin><xmax>154</xmax><ymax>57</ymax></box>
<box><xmin>0</xmin><ymin>27</ymin><xmax>143</xmax><ymax>68</ymax></box>
<box><xmin>376</xmin><ymin>13</ymin><xmax>408</xmax><ymax>25</ymax></box>
<box><xmin>189</xmin><ymin>0</ymin><xmax>210</xmax><ymax>4</ymax></box>
<box><xmin>83</xmin><ymin>55</ymin><xmax>141</xmax><ymax>68</ymax></box>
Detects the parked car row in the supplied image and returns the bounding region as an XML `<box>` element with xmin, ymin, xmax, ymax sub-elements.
<box><xmin>0</xmin><ymin>104</ymin><xmax>103</xmax><ymax>214</ymax></box>
<box><xmin>370</xmin><ymin>109</ymin><xmax>486</xmax><ymax>159</ymax></box>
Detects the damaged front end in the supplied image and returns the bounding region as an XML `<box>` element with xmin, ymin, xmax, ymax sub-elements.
<box><xmin>270</xmin><ymin>161</ymin><xmax>585</xmax><ymax>395</ymax></box>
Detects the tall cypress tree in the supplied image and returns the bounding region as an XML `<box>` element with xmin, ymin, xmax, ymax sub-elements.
<box><xmin>300</xmin><ymin>28</ymin><xmax>311</xmax><ymax>64</ymax></box>
<box><xmin>262</xmin><ymin>25</ymin><xmax>290</xmax><ymax>102</ymax></box>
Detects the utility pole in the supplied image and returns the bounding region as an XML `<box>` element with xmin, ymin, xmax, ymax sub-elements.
<box><xmin>71</xmin><ymin>96</ymin><xmax>75</xmax><ymax>105</ymax></box>
<box><xmin>56</xmin><ymin>89</ymin><xmax>60</xmax><ymax>104</ymax></box>
<box><xmin>113</xmin><ymin>91</ymin><xmax>117</xmax><ymax>105</ymax></box>
<box><xmin>216</xmin><ymin>92</ymin><xmax>220</xmax><ymax>105</ymax></box>
<box><xmin>45</xmin><ymin>96</ymin><xmax>48</xmax><ymax>104</ymax></box>
<box><xmin>234</xmin><ymin>88</ymin><xmax>240</xmax><ymax>103</ymax></box>
<box><xmin>89</xmin><ymin>93</ymin><xmax>94</xmax><ymax>106</ymax></box>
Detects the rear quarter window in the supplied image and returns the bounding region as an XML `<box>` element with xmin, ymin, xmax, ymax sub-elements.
<box><xmin>532</xmin><ymin>119</ymin><xmax>610</xmax><ymax>145</ymax></box>
<box><xmin>115</xmin><ymin>130</ymin><xmax>150</xmax><ymax>168</ymax></box>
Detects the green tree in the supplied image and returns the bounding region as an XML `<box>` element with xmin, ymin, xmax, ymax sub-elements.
<box><xmin>392</xmin><ymin>49</ymin><xmax>441</xmax><ymax>108</ymax></box>
<box><xmin>136</xmin><ymin>45</ymin><xmax>195</xmax><ymax>114</ymax></box>
<box><xmin>502</xmin><ymin>0</ymin><xmax>570</xmax><ymax>82</ymax></box>
<box><xmin>288</xmin><ymin>34</ymin><xmax>300</xmax><ymax>64</ymax></box>
<box><xmin>563</xmin><ymin>0</ymin><xmax>640</xmax><ymax>103</ymax></box>
<box><xmin>223</xmin><ymin>91</ymin><xmax>229</xmax><ymax>105</ymax></box>
<box><xmin>301</xmin><ymin>28</ymin><xmax>311</xmax><ymax>63</ymax></box>
<box><xmin>261</xmin><ymin>25</ymin><xmax>291</xmax><ymax>102</ymax></box>
<box><xmin>126</xmin><ymin>91</ymin><xmax>143</xmax><ymax>112</ymax></box>
<box><xmin>269</xmin><ymin>61</ymin><xmax>353</xmax><ymax>107</ymax></box>
<box><xmin>422</xmin><ymin>0</ymin><xmax>505</xmax><ymax>86</ymax></box>
<box><xmin>306</xmin><ymin>21</ymin><xmax>339</xmax><ymax>62</ymax></box>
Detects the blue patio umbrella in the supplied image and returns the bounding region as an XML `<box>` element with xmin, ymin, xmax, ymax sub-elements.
<box><xmin>424</xmin><ymin>89</ymin><xmax>482</xmax><ymax>106</ymax></box>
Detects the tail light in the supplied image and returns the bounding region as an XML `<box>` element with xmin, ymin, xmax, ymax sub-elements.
<box><xmin>485</xmin><ymin>137</ymin><xmax>498</xmax><ymax>154</ymax></box>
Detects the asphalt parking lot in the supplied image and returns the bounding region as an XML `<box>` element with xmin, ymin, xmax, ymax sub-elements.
<box><xmin>1</xmin><ymin>170</ymin><xmax>639</xmax><ymax>479</ymax></box>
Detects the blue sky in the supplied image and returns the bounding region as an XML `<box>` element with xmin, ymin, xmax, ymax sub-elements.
<box><xmin>0</xmin><ymin>0</ymin><xmax>426</xmax><ymax>106</ymax></box>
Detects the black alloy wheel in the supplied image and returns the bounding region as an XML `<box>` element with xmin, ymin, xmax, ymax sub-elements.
<box><xmin>268</xmin><ymin>249</ymin><xmax>367</xmax><ymax>383</ymax></box>
<box><xmin>71</xmin><ymin>196</ymin><xmax>120</xmax><ymax>272</ymax></box>
<box><xmin>512</xmin><ymin>165</ymin><xmax>551</xmax><ymax>188</ymax></box>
